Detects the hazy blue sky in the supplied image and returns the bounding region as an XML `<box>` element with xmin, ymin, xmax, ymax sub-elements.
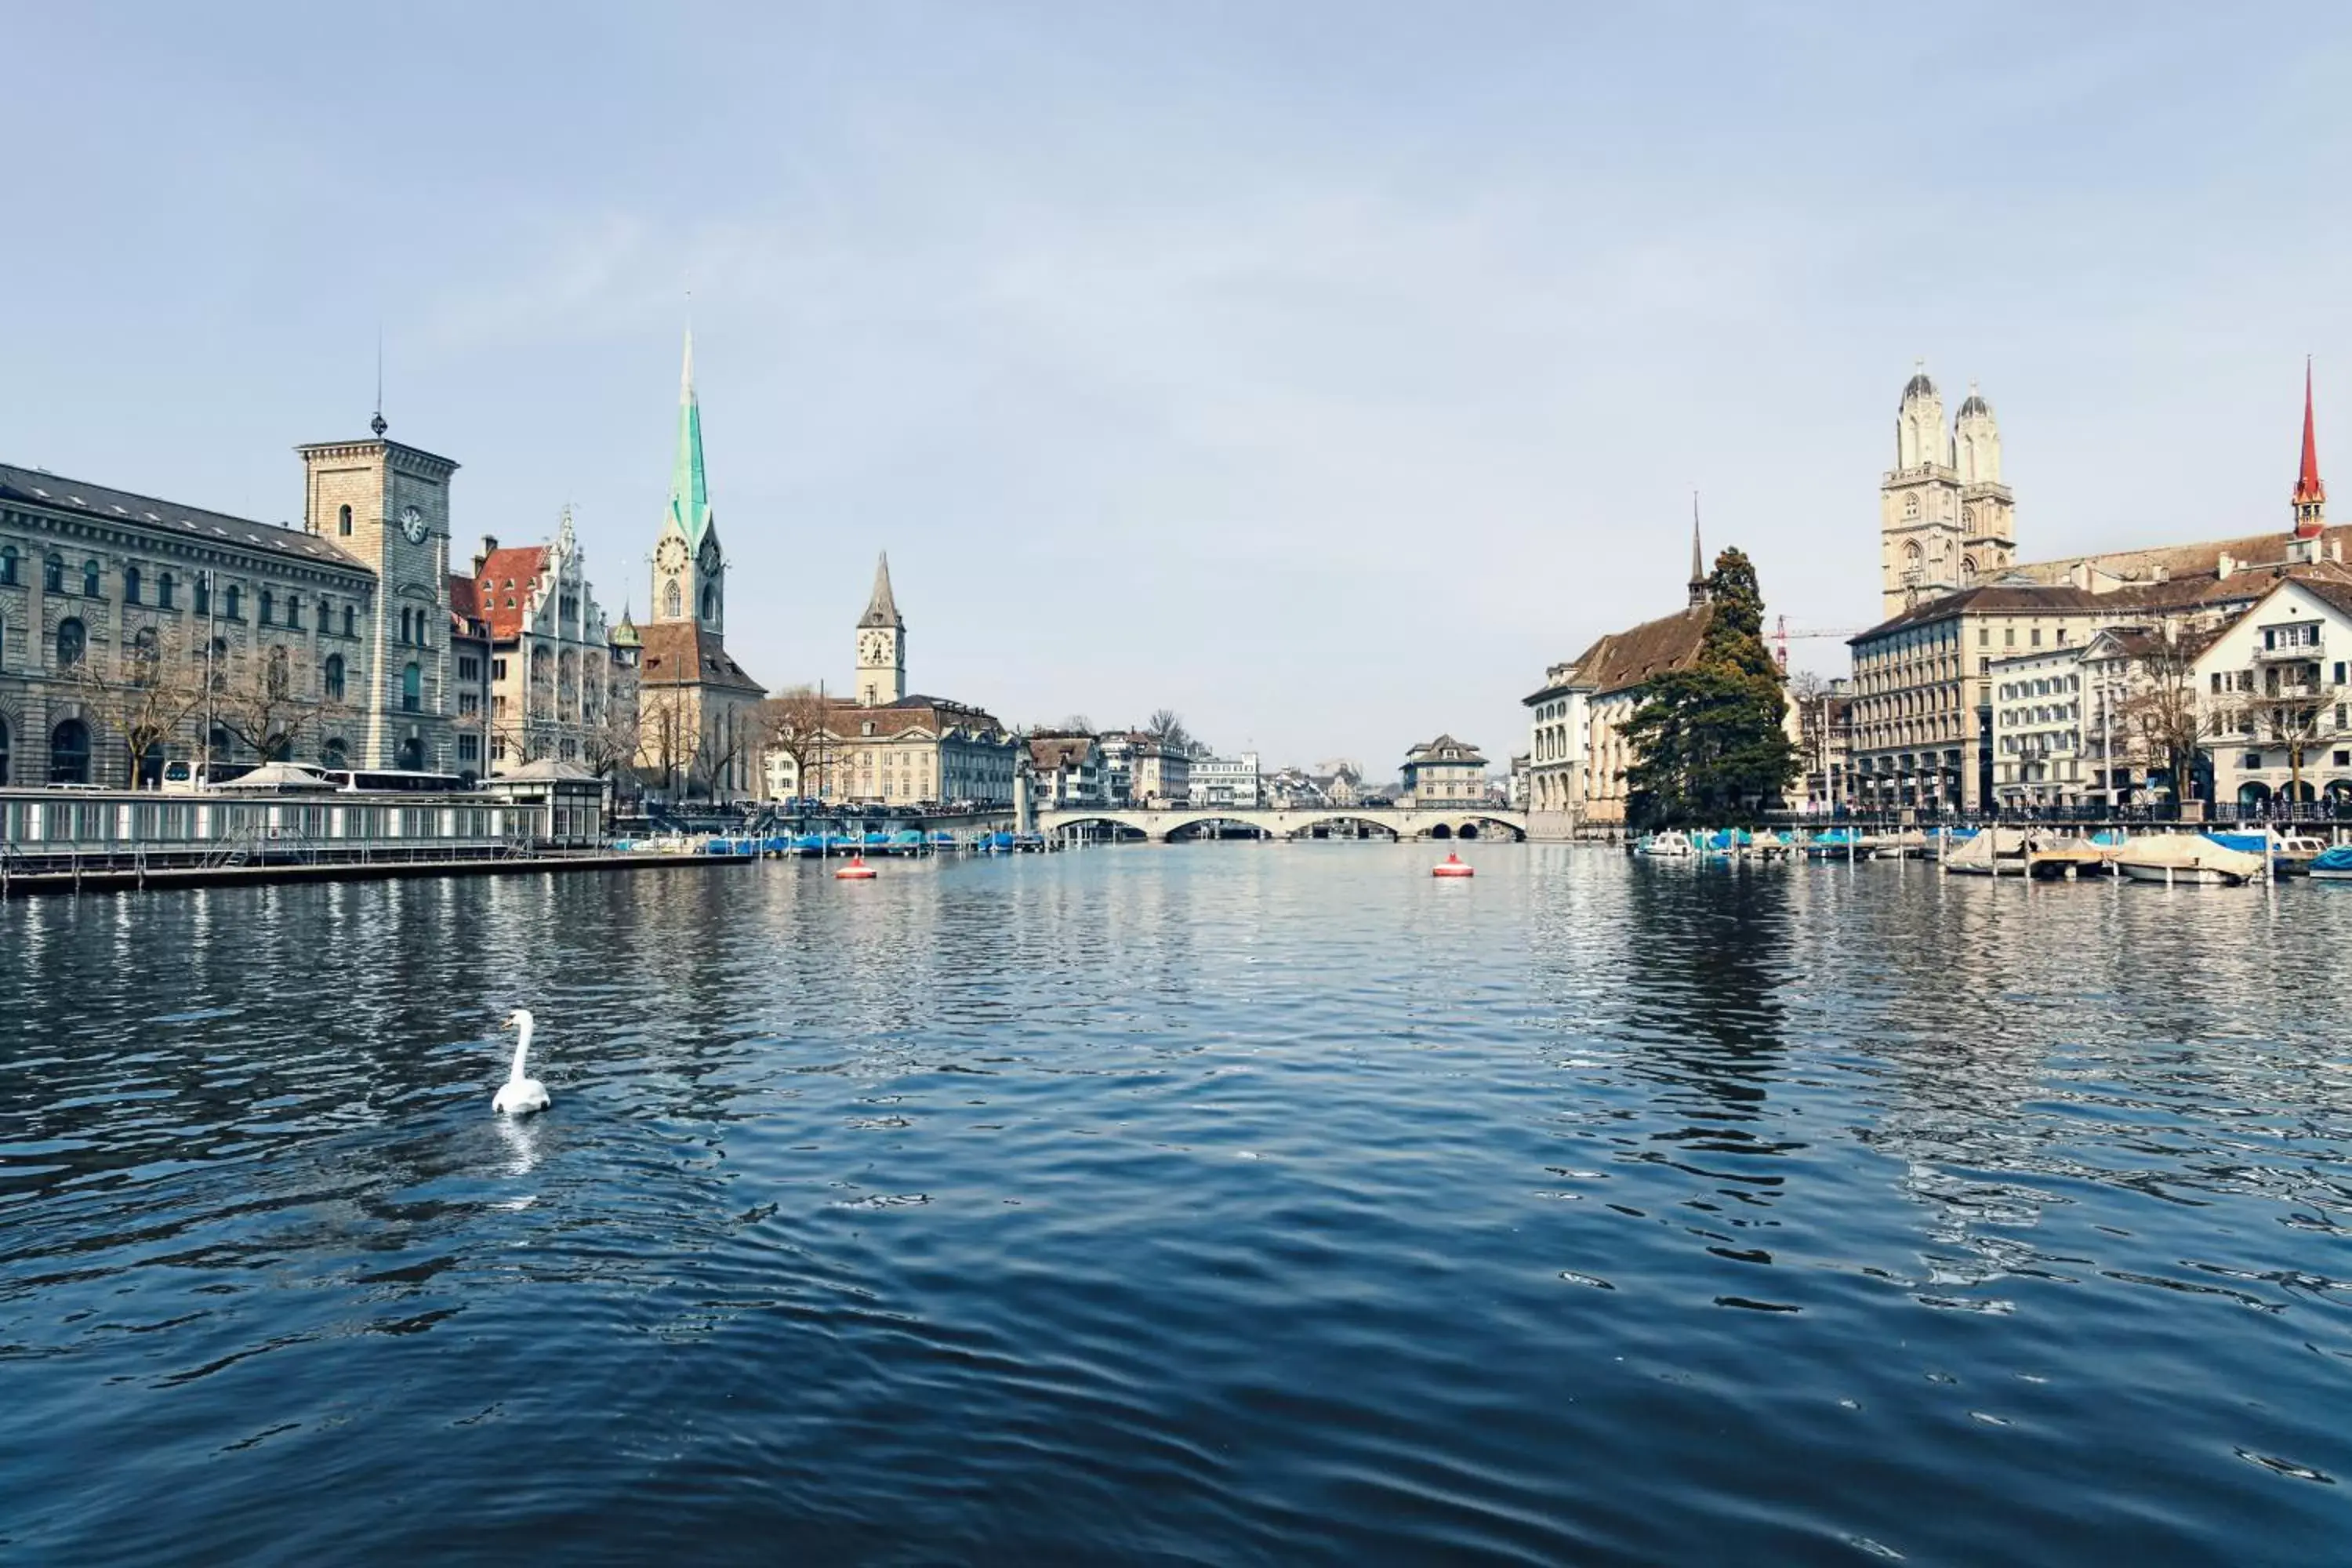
<box><xmin>5</xmin><ymin>3</ymin><xmax>2348</xmax><ymax>772</ymax></box>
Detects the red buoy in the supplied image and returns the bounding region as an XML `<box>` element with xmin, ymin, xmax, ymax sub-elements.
<box><xmin>1432</xmin><ymin>852</ymin><xmax>1474</xmax><ymax>878</ymax></box>
<box><xmin>835</xmin><ymin>855</ymin><xmax>878</xmax><ymax>880</ymax></box>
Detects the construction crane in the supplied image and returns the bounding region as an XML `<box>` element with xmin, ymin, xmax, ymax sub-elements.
<box><xmin>1771</xmin><ymin>615</ymin><xmax>1869</xmax><ymax>670</ymax></box>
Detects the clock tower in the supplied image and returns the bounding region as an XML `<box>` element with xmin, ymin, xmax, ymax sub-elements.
<box><xmin>652</xmin><ymin>329</ymin><xmax>725</xmax><ymax>634</ymax></box>
<box><xmin>855</xmin><ymin>553</ymin><xmax>906</xmax><ymax>706</ymax></box>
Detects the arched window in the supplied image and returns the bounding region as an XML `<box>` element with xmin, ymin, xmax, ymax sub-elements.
<box><xmin>49</xmin><ymin>719</ymin><xmax>89</xmax><ymax>784</ymax></box>
<box><xmin>1961</xmin><ymin>555</ymin><xmax>1979</xmax><ymax>586</ymax></box>
<box><xmin>194</xmin><ymin>575</ymin><xmax>210</xmax><ymax>615</ymax></box>
<box><xmin>701</xmin><ymin>585</ymin><xmax>717</xmax><ymax>622</ymax></box>
<box><xmin>208</xmin><ymin>724</ymin><xmax>233</xmax><ymax>760</ymax></box>
<box><xmin>396</xmin><ymin>735</ymin><xmax>423</xmax><ymax>771</ymax></box>
<box><xmin>321</xmin><ymin>737</ymin><xmax>349</xmax><ymax>769</ymax></box>
<box><xmin>122</xmin><ymin>566</ymin><xmax>142</xmax><ymax>605</ymax></box>
<box><xmin>324</xmin><ymin>654</ymin><xmax>345</xmax><ymax>702</ymax></box>
<box><xmin>157</xmin><ymin>572</ymin><xmax>174</xmax><ymax>609</ymax></box>
<box><xmin>285</xmin><ymin>597</ymin><xmax>300</xmax><ymax>630</ymax></box>
<box><xmin>130</xmin><ymin>626</ymin><xmax>160</xmax><ymax>685</ymax></box>
<box><xmin>0</xmin><ymin>717</ymin><xmax>9</xmax><ymax>785</ymax></box>
<box><xmin>338</xmin><ymin>503</ymin><xmax>353</xmax><ymax>537</ymax></box>
<box><xmin>224</xmin><ymin>585</ymin><xmax>241</xmax><ymax>620</ymax></box>
<box><xmin>0</xmin><ymin>545</ymin><xmax>16</xmax><ymax>586</ymax></box>
<box><xmin>82</xmin><ymin>560</ymin><xmax>100</xmax><ymax>597</ymax></box>
<box><xmin>663</xmin><ymin>580</ymin><xmax>682</xmax><ymax>619</ymax></box>
<box><xmin>342</xmin><ymin>605</ymin><xmax>355</xmax><ymax>638</ymax></box>
<box><xmin>259</xmin><ymin>590</ymin><xmax>274</xmax><ymax>626</ymax></box>
<box><xmin>43</xmin><ymin>556</ymin><xmax>63</xmax><ymax>593</ymax></box>
<box><xmin>401</xmin><ymin>662</ymin><xmax>422</xmax><ymax>713</ymax></box>
<box><xmin>1903</xmin><ymin>494</ymin><xmax>1921</xmax><ymax>521</ymax></box>
<box><xmin>316</xmin><ymin>597</ymin><xmax>330</xmax><ymax>631</ymax></box>
<box><xmin>55</xmin><ymin>617</ymin><xmax>85</xmax><ymax>670</ymax></box>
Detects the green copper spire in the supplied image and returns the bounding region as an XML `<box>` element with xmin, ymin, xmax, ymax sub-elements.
<box><xmin>666</xmin><ymin>328</ymin><xmax>713</xmax><ymax>545</ymax></box>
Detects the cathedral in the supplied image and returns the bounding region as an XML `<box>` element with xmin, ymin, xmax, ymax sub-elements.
<box><xmin>1878</xmin><ymin>365</ymin><xmax>2016</xmax><ymax>616</ymax></box>
<box><xmin>632</xmin><ymin>332</ymin><xmax>768</xmax><ymax>800</ymax></box>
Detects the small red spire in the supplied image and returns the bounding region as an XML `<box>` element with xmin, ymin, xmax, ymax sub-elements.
<box><xmin>2293</xmin><ymin>358</ymin><xmax>2326</xmax><ymax>538</ymax></box>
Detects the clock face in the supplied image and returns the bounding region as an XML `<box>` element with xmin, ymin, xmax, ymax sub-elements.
<box><xmin>862</xmin><ymin>633</ymin><xmax>884</xmax><ymax>664</ymax></box>
<box><xmin>656</xmin><ymin>536</ymin><xmax>688</xmax><ymax>573</ymax></box>
<box><xmin>698</xmin><ymin>539</ymin><xmax>720</xmax><ymax>573</ymax></box>
<box><xmin>399</xmin><ymin>504</ymin><xmax>429</xmax><ymax>544</ymax></box>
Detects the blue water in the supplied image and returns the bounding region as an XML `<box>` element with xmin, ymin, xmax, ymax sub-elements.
<box><xmin>3</xmin><ymin>848</ymin><xmax>2350</xmax><ymax>1563</ymax></box>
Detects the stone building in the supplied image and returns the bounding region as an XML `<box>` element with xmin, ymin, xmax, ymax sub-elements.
<box><xmin>452</xmin><ymin>508</ymin><xmax>637</xmax><ymax>779</ymax></box>
<box><xmin>633</xmin><ymin>332</ymin><xmax>766</xmax><ymax>800</ymax></box>
<box><xmin>1521</xmin><ymin>660</ymin><xmax>1588</xmax><ymax>837</ymax></box>
<box><xmin>1189</xmin><ymin>752</ymin><xmax>1261</xmax><ymax>809</ymax></box>
<box><xmin>800</xmin><ymin>555</ymin><xmax>1017</xmax><ymax>807</ymax></box>
<box><xmin>1399</xmin><ymin>734</ymin><xmax>1488</xmax><ymax>806</ymax></box>
<box><xmin>1025</xmin><ymin>732</ymin><xmax>1103</xmax><ymax>807</ymax></box>
<box><xmin>2190</xmin><ymin>576</ymin><xmax>2352</xmax><ymax>811</ymax></box>
<box><xmin>1879</xmin><ymin>366</ymin><xmax>2016</xmax><ymax>619</ymax></box>
<box><xmin>0</xmin><ymin>416</ymin><xmax>466</xmax><ymax>786</ymax></box>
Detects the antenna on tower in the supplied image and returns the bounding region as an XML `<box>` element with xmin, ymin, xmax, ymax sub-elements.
<box><xmin>370</xmin><ymin>326</ymin><xmax>387</xmax><ymax>438</ymax></box>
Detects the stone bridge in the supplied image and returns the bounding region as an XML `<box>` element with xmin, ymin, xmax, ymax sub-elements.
<box><xmin>1037</xmin><ymin>805</ymin><xmax>1526</xmax><ymax>843</ymax></box>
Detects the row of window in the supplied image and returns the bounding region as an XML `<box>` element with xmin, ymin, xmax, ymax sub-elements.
<box><xmin>0</xmin><ymin>549</ymin><xmax>366</xmax><ymax>635</ymax></box>
<box><xmin>1998</xmin><ymin>674</ymin><xmax>2081</xmax><ymax>702</ymax></box>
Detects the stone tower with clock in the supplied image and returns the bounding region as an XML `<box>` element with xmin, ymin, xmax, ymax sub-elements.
<box><xmin>856</xmin><ymin>554</ymin><xmax>906</xmax><ymax>707</ymax></box>
<box><xmin>298</xmin><ymin>416</ymin><xmax>459</xmax><ymax>771</ymax></box>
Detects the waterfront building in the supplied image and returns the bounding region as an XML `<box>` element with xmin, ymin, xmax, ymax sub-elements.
<box><xmin>1791</xmin><ymin>680</ymin><xmax>1854</xmax><ymax>814</ymax></box>
<box><xmin>634</xmin><ymin>333</ymin><xmax>767</xmax><ymax>800</ymax></box>
<box><xmin>1189</xmin><ymin>752</ymin><xmax>1261</xmax><ymax>809</ymax></box>
<box><xmin>1399</xmin><ymin>735</ymin><xmax>1488</xmax><ymax>807</ymax></box>
<box><xmin>2188</xmin><ymin>577</ymin><xmax>2352</xmax><ymax>811</ymax></box>
<box><xmin>0</xmin><ymin>416</ymin><xmax>468</xmax><ymax>786</ymax></box>
<box><xmin>1853</xmin><ymin>365</ymin><xmax>2351</xmax><ymax>811</ymax></box>
<box><xmin>1879</xmin><ymin>366</ymin><xmax>2016</xmax><ymax>619</ymax></box>
<box><xmin>1522</xmin><ymin>659</ymin><xmax>1588</xmax><ymax>837</ymax></box>
<box><xmin>1026</xmin><ymin>732</ymin><xmax>1103</xmax><ymax>807</ymax></box>
<box><xmin>1506</xmin><ymin>753</ymin><xmax>1530</xmax><ymax>810</ymax></box>
<box><xmin>456</xmin><ymin>510</ymin><xmax>637</xmax><ymax>778</ymax></box>
<box><xmin>1987</xmin><ymin>646</ymin><xmax>2090</xmax><ymax>808</ymax></box>
<box><xmin>797</xmin><ymin>555</ymin><xmax>1017</xmax><ymax>807</ymax></box>
<box><xmin>1097</xmin><ymin>731</ymin><xmax>1192</xmax><ymax>807</ymax></box>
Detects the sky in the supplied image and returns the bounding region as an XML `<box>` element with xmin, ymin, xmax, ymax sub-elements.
<box><xmin>5</xmin><ymin>2</ymin><xmax>2350</xmax><ymax>776</ymax></box>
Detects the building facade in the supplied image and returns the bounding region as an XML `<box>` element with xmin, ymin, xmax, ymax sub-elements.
<box><xmin>1522</xmin><ymin>660</ymin><xmax>1588</xmax><ymax>836</ymax></box>
<box><xmin>1025</xmin><ymin>733</ymin><xmax>1103</xmax><ymax>807</ymax></box>
<box><xmin>634</xmin><ymin>332</ymin><xmax>766</xmax><ymax>800</ymax></box>
<box><xmin>1189</xmin><ymin>752</ymin><xmax>1261</xmax><ymax>808</ymax></box>
<box><xmin>0</xmin><ymin>416</ymin><xmax>474</xmax><ymax>788</ymax></box>
<box><xmin>1987</xmin><ymin>647</ymin><xmax>2090</xmax><ymax>808</ymax></box>
<box><xmin>2190</xmin><ymin>577</ymin><xmax>2352</xmax><ymax>811</ymax></box>
<box><xmin>1399</xmin><ymin>734</ymin><xmax>1488</xmax><ymax>806</ymax></box>
<box><xmin>459</xmin><ymin>509</ymin><xmax>637</xmax><ymax>778</ymax></box>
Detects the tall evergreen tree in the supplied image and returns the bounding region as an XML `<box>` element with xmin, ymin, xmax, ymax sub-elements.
<box><xmin>1621</xmin><ymin>548</ymin><xmax>1799</xmax><ymax>828</ymax></box>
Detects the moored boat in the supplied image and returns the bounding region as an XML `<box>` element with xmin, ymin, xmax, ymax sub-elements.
<box><xmin>2310</xmin><ymin>844</ymin><xmax>2352</xmax><ymax>880</ymax></box>
<box><xmin>2113</xmin><ymin>834</ymin><xmax>2267</xmax><ymax>887</ymax></box>
<box><xmin>1636</xmin><ymin>830</ymin><xmax>1695</xmax><ymax>858</ymax></box>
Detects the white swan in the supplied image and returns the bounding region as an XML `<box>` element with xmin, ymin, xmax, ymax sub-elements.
<box><xmin>493</xmin><ymin>1008</ymin><xmax>551</xmax><ymax>1116</ymax></box>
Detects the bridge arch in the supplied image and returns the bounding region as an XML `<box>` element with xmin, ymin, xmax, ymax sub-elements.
<box><xmin>1284</xmin><ymin>814</ymin><xmax>1402</xmax><ymax>841</ymax></box>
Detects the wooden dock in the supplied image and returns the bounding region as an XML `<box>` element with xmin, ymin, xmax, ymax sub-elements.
<box><xmin>0</xmin><ymin>851</ymin><xmax>758</xmax><ymax>899</ymax></box>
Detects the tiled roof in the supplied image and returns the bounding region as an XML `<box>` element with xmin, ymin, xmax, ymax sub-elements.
<box><xmin>636</xmin><ymin>621</ymin><xmax>765</xmax><ymax>694</ymax></box>
<box><xmin>1028</xmin><ymin>735</ymin><xmax>1097</xmax><ymax>771</ymax></box>
<box><xmin>448</xmin><ymin>573</ymin><xmax>482</xmax><ymax>622</ymax></box>
<box><xmin>473</xmin><ymin>545</ymin><xmax>550</xmax><ymax>640</ymax></box>
<box><xmin>1857</xmin><ymin>584</ymin><xmax>2104</xmax><ymax>640</ymax></box>
<box><xmin>0</xmin><ymin>460</ymin><xmax>366</xmax><ymax>572</ymax></box>
<box><xmin>1567</xmin><ymin>603</ymin><xmax>1711</xmax><ymax>696</ymax></box>
<box><xmin>1406</xmin><ymin>733</ymin><xmax>1490</xmax><ymax>767</ymax></box>
<box><xmin>2005</xmin><ymin>522</ymin><xmax>2352</xmax><ymax>593</ymax></box>
<box><xmin>820</xmin><ymin>694</ymin><xmax>1008</xmax><ymax>740</ymax></box>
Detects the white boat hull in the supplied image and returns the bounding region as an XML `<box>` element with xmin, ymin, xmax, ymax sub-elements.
<box><xmin>2115</xmin><ymin>862</ymin><xmax>2247</xmax><ymax>886</ymax></box>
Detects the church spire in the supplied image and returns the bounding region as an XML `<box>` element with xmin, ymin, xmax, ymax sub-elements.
<box><xmin>860</xmin><ymin>551</ymin><xmax>903</xmax><ymax>629</ymax></box>
<box><xmin>666</xmin><ymin>327</ymin><xmax>713</xmax><ymax>545</ymax></box>
<box><xmin>2294</xmin><ymin>358</ymin><xmax>2327</xmax><ymax>539</ymax></box>
<box><xmin>1687</xmin><ymin>492</ymin><xmax>1708</xmax><ymax>608</ymax></box>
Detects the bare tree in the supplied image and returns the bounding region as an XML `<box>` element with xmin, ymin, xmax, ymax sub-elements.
<box><xmin>757</xmin><ymin>686</ymin><xmax>833</xmax><ymax>800</ymax></box>
<box><xmin>2120</xmin><ymin>637</ymin><xmax>2211</xmax><ymax>809</ymax></box>
<box><xmin>71</xmin><ymin>623</ymin><xmax>208</xmax><ymax>787</ymax></box>
<box><xmin>2225</xmin><ymin>677</ymin><xmax>2328</xmax><ymax>810</ymax></box>
<box><xmin>1145</xmin><ymin>707</ymin><xmax>1192</xmax><ymax>754</ymax></box>
<box><xmin>637</xmin><ymin>683</ymin><xmax>702</xmax><ymax>800</ymax></box>
<box><xmin>216</xmin><ymin>641</ymin><xmax>346</xmax><ymax>763</ymax></box>
<box><xmin>580</xmin><ymin>697</ymin><xmax>643</xmax><ymax>784</ymax></box>
<box><xmin>692</xmin><ymin>705</ymin><xmax>752</xmax><ymax>802</ymax></box>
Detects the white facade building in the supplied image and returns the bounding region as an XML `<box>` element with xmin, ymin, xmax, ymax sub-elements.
<box><xmin>1189</xmin><ymin>753</ymin><xmax>1261</xmax><ymax>809</ymax></box>
<box><xmin>1987</xmin><ymin>647</ymin><xmax>2089</xmax><ymax>808</ymax></box>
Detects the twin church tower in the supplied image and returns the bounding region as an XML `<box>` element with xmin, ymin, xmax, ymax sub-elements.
<box><xmin>1877</xmin><ymin>365</ymin><xmax>2016</xmax><ymax>617</ymax></box>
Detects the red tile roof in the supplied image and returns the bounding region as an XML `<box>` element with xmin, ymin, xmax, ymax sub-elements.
<box><xmin>473</xmin><ymin>545</ymin><xmax>550</xmax><ymax>640</ymax></box>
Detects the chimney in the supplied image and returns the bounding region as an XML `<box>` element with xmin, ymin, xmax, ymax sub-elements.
<box><xmin>474</xmin><ymin>535</ymin><xmax>498</xmax><ymax>578</ymax></box>
<box><xmin>2216</xmin><ymin>551</ymin><xmax>2234</xmax><ymax>580</ymax></box>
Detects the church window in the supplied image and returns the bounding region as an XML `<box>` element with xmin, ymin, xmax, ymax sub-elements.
<box><xmin>401</xmin><ymin>662</ymin><xmax>422</xmax><ymax>713</ymax></box>
<box><xmin>664</xmin><ymin>581</ymin><xmax>682</xmax><ymax>619</ymax></box>
<box><xmin>701</xmin><ymin>585</ymin><xmax>716</xmax><ymax>621</ymax></box>
<box><xmin>55</xmin><ymin>617</ymin><xmax>85</xmax><ymax>670</ymax></box>
<box><xmin>82</xmin><ymin>560</ymin><xmax>100</xmax><ymax>597</ymax></box>
<box><xmin>123</xmin><ymin>566</ymin><xmax>142</xmax><ymax>605</ymax></box>
<box><xmin>338</xmin><ymin>503</ymin><xmax>353</xmax><ymax>537</ymax></box>
<box><xmin>1904</xmin><ymin>495</ymin><xmax>1920</xmax><ymax>521</ymax></box>
<box><xmin>324</xmin><ymin>654</ymin><xmax>346</xmax><ymax>702</ymax></box>
<box><xmin>43</xmin><ymin>555</ymin><xmax>63</xmax><ymax>593</ymax></box>
<box><xmin>1960</xmin><ymin>557</ymin><xmax>1977</xmax><ymax>586</ymax></box>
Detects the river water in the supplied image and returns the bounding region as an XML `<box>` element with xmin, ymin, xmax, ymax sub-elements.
<box><xmin>3</xmin><ymin>847</ymin><xmax>2350</xmax><ymax>1564</ymax></box>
